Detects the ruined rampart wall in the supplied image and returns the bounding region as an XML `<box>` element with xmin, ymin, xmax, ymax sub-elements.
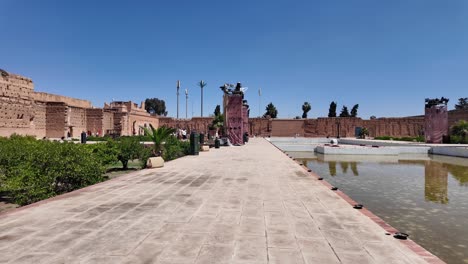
<box><xmin>0</xmin><ymin>72</ymin><xmax>36</xmax><ymax>137</ymax></box>
<box><xmin>247</xmin><ymin>117</ymin><xmax>425</xmax><ymax>138</ymax></box>
<box><xmin>127</xmin><ymin>113</ymin><xmax>159</xmax><ymax>136</ymax></box>
<box><xmin>158</xmin><ymin>117</ymin><xmax>214</xmax><ymax>134</ymax></box>
<box><xmin>33</xmin><ymin>92</ymin><xmax>92</xmax><ymax>108</ymax></box>
<box><xmin>68</xmin><ymin>106</ymin><xmax>87</xmax><ymax>136</ymax></box>
<box><xmin>448</xmin><ymin>109</ymin><xmax>468</xmax><ymax>127</ymax></box>
<box><xmin>45</xmin><ymin>103</ymin><xmax>67</xmax><ymax>138</ymax></box>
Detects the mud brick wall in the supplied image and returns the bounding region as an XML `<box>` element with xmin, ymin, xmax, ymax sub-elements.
<box><xmin>248</xmin><ymin>118</ymin><xmax>271</xmax><ymax>137</ymax></box>
<box><xmin>102</xmin><ymin>111</ymin><xmax>114</xmax><ymax>135</ymax></box>
<box><xmin>112</xmin><ymin>112</ymin><xmax>129</xmax><ymax>136</ymax></box>
<box><xmin>0</xmin><ymin>72</ymin><xmax>36</xmax><ymax>137</ymax></box>
<box><xmin>158</xmin><ymin>117</ymin><xmax>214</xmax><ymax>134</ymax></box>
<box><xmin>127</xmin><ymin>114</ymin><xmax>159</xmax><ymax>136</ymax></box>
<box><xmin>448</xmin><ymin>109</ymin><xmax>468</xmax><ymax>127</ymax></box>
<box><xmin>67</xmin><ymin>106</ymin><xmax>87</xmax><ymax>136</ymax></box>
<box><xmin>271</xmin><ymin>119</ymin><xmax>305</xmax><ymax>137</ymax></box>
<box><xmin>45</xmin><ymin>103</ymin><xmax>67</xmax><ymax>138</ymax></box>
<box><xmin>33</xmin><ymin>92</ymin><xmax>92</xmax><ymax>108</ymax></box>
<box><xmin>86</xmin><ymin>108</ymin><xmax>104</xmax><ymax>135</ymax></box>
<box><xmin>33</xmin><ymin>102</ymin><xmax>47</xmax><ymax>138</ymax></box>
<box><xmin>248</xmin><ymin>117</ymin><xmax>425</xmax><ymax>138</ymax></box>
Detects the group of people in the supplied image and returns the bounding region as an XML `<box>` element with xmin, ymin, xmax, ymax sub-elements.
<box><xmin>175</xmin><ymin>128</ymin><xmax>188</xmax><ymax>140</ymax></box>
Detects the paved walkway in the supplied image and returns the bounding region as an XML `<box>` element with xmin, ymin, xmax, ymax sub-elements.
<box><xmin>0</xmin><ymin>138</ymin><xmax>433</xmax><ymax>264</ymax></box>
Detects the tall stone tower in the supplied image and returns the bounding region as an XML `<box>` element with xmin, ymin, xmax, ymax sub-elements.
<box><xmin>221</xmin><ymin>83</ymin><xmax>250</xmax><ymax>145</ymax></box>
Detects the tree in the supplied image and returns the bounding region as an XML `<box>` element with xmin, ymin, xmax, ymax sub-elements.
<box><xmin>370</xmin><ymin>115</ymin><xmax>377</xmax><ymax>120</ymax></box>
<box><xmin>117</xmin><ymin>137</ymin><xmax>144</xmax><ymax>170</ymax></box>
<box><xmin>328</xmin><ymin>101</ymin><xmax>337</xmax><ymax>117</ymax></box>
<box><xmin>210</xmin><ymin>105</ymin><xmax>224</xmax><ymax>130</ymax></box>
<box><xmin>145</xmin><ymin>98</ymin><xmax>167</xmax><ymax>116</ymax></box>
<box><xmin>350</xmin><ymin>104</ymin><xmax>359</xmax><ymax>117</ymax></box>
<box><xmin>302</xmin><ymin>102</ymin><xmax>311</xmax><ymax>118</ymax></box>
<box><xmin>141</xmin><ymin>125</ymin><xmax>176</xmax><ymax>156</ymax></box>
<box><xmin>339</xmin><ymin>106</ymin><xmax>350</xmax><ymax>117</ymax></box>
<box><xmin>198</xmin><ymin>80</ymin><xmax>207</xmax><ymax>117</ymax></box>
<box><xmin>263</xmin><ymin>103</ymin><xmax>278</xmax><ymax>118</ymax></box>
<box><xmin>214</xmin><ymin>105</ymin><xmax>221</xmax><ymax>116</ymax></box>
<box><xmin>455</xmin><ymin>98</ymin><xmax>468</xmax><ymax>110</ymax></box>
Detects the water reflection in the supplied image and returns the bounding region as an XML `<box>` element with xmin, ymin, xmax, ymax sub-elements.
<box><xmin>329</xmin><ymin>162</ymin><xmax>336</xmax><ymax>176</ymax></box>
<box><xmin>424</xmin><ymin>161</ymin><xmax>448</xmax><ymax>204</ymax></box>
<box><xmin>292</xmin><ymin>152</ymin><xmax>468</xmax><ymax>264</ymax></box>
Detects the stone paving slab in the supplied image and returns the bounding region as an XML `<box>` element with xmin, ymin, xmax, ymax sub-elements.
<box><xmin>0</xmin><ymin>138</ymin><xmax>438</xmax><ymax>263</ymax></box>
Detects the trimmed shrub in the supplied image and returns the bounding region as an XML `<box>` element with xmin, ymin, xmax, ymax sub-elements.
<box><xmin>162</xmin><ymin>136</ymin><xmax>190</xmax><ymax>161</ymax></box>
<box><xmin>0</xmin><ymin>136</ymin><xmax>105</xmax><ymax>205</ymax></box>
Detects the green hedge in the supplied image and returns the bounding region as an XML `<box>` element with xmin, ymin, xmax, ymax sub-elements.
<box><xmin>162</xmin><ymin>136</ymin><xmax>190</xmax><ymax>161</ymax></box>
<box><xmin>0</xmin><ymin>135</ymin><xmax>105</xmax><ymax>205</ymax></box>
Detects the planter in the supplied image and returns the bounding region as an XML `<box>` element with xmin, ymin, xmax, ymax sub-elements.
<box><xmin>146</xmin><ymin>157</ymin><xmax>164</xmax><ymax>168</ymax></box>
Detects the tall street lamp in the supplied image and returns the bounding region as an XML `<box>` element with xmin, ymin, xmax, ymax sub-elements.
<box><xmin>185</xmin><ymin>89</ymin><xmax>188</xmax><ymax>118</ymax></box>
<box><xmin>176</xmin><ymin>80</ymin><xmax>180</xmax><ymax>119</ymax></box>
<box><xmin>198</xmin><ymin>80</ymin><xmax>207</xmax><ymax>117</ymax></box>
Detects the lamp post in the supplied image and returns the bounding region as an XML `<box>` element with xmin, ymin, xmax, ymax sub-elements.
<box><xmin>185</xmin><ymin>89</ymin><xmax>188</xmax><ymax>119</ymax></box>
<box><xmin>198</xmin><ymin>80</ymin><xmax>207</xmax><ymax>117</ymax></box>
<box><xmin>176</xmin><ymin>80</ymin><xmax>180</xmax><ymax>119</ymax></box>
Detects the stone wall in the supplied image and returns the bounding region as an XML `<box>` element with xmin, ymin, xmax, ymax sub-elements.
<box><xmin>127</xmin><ymin>113</ymin><xmax>159</xmax><ymax>136</ymax></box>
<box><xmin>33</xmin><ymin>92</ymin><xmax>92</xmax><ymax>108</ymax></box>
<box><xmin>86</xmin><ymin>108</ymin><xmax>104</xmax><ymax>136</ymax></box>
<box><xmin>45</xmin><ymin>102</ymin><xmax>67</xmax><ymax>138</ymax></box>
<box><xmin>159</xmin><ymin>117</ymin><xmax>214</xmax><ymax>134</ymax></box>
<box><xmin>68</xmin><ymin>106</ymin><xmax>87</xmax><ymax>137</ymax></box>
<box><xmin>272</xmin><ymin>119</ymin><xmax>305</xmax><ymax>137</ymax></box>
<box><xmin>0</xmin><ymin>71</ymin><xmax>36</xmax><ymax>137</ymax></box>
<box><xmin>448</xmin><ymin>109</ymin><xmax>468</xmax><ymax>127</ymax></box>
<box><xmin>247</xmin><ymin>117</ymin><xmax>425</xmax><ymax>138</ymax></box>
<box><xmin>33</xmin><ymin>102</ymin><xmax>47</xmax><ymax>138</ymax></box>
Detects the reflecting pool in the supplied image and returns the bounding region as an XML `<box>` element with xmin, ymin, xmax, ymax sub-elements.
<box><xmin>293</xmin><ymin>153</ymin><xmax>468</xmax><ymax>264</ymax></box>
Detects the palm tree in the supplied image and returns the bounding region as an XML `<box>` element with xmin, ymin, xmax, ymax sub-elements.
<box><xmin>141</xmin><ymin>125</ymin><xmax>176</xmax><ymax>156</ymax></box>
<box><xmin>198</xmin><ymin>80</ymin><xmax>207</xmax><ymax>117</ymax></box>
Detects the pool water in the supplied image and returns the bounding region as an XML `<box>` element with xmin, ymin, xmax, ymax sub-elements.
<box><xmin>293</xmin><ymin>153</ymin><xmax>468</xmax><ymax>264</ymax></box>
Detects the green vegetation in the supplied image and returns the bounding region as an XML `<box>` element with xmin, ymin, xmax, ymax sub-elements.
<box><xmin>145</xmin><ymin>98</ymin><xmax>168</xmax><ymax>116</ymax></box>
<box><xmin>264</xmin><ymin>102</ymin><xmax>278</xmax><ymax>118</ymax></box>
<box><xmin>0</xmin><ymin>132</ymin><xmax>189</xmax><ymax>206</ymax></box>
<box><xmin>141</xmin><ymin>125</ymin><xmax>176</xmax><ymax>156</ymax></box>
<box><xmin>350</xmin><ymin>104</ymin><xmax>359</xmax><ymax>117</ymax></box>
<box><xmin>339</xmin><ymin>106</ymin><xmax>350</xmax><ymax>117</ymax></box>
<box><xmin>302</xmin><ymin>102</ymin><xmax>311</xmax><ymax>118</ymax></box>
<box><xmin>450</xmin><ymin>120</ymin><xmax>468</xmax><ymax>144</ymax></box>
<box><xmin>374</xmin><ymin>135</ymin><xmax>425</xmax><ymax>142</ymax></box>
<box><xmin>0</xmin><ymin>135</ymin><xmax>105</xmax><ymax>205</ymax></box>
<box><xmin>162</xmin><ymin>136</ymin><xmax>190</xmax><ymax>161</ymax></box>
<box><xmin>359</xmin><ymin>127</ymin><xmax>369</xmax><ymax>139</ymax></box>
<box><xmin>328</xmin><ymin>101</ymin><xmax>337</xmax><ymax>117</ymax></box>
<box><xmin>454</xmin><ymin>98</ymin><xmax>468</xmax><ymax>110</ymax></box>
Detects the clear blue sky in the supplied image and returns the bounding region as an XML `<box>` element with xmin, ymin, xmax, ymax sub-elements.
<box><xmin>1</xmin><ymin>0</ymin><xmax>467</xmax><ymax>118</ymax></box>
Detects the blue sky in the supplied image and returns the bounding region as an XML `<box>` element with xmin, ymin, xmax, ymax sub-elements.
<box><xmin>1</xmin><ymin>0</ymin><xmax>467</xmax><ymax>118</ymax></box>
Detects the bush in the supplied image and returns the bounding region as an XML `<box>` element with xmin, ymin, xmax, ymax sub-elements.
<box><xmin>117</xmin><ymin>137</ymin><xmax>146</xmax><ymax>169</ymax></box>
<box><xmin>451</xmin><ymin>120</ymin><xmax>468</xmax><ymax>144</ymax></box>
<box><xmin>162</xmin><ymin>136</ymin><xmax>190</xmax><ymax>161</ymax></box>
<box><xmin>85</xmin><ymin>140</ymin><xmax>119</xmax><ymax>166</ymax></box>
<box><xmin>0</xmin><ymin>136</ymin><xmax>105</xmax><ymax>205</ymax></box>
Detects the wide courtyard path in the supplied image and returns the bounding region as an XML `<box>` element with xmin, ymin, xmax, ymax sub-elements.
<box><xmin>0</xmin><ymin>138</ymin><xmax>434</xmax><ymax>264</ymax></box>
